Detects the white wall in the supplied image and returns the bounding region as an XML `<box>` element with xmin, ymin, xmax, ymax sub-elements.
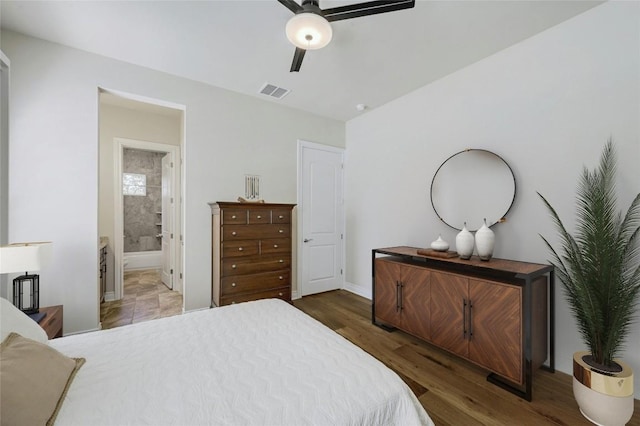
<box><xmin>2</xmin><ymin>31</ymin><xmax>345</xmax><ymax>333</ymax></box>
<box><xmin>345</xmin><ymin>2</ymin><xmax>640</xmax><ymax>391</ymax></box>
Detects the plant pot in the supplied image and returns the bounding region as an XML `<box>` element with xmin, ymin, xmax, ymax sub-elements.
<box><xmin>572</xmin><ymin>351</ymin><xmax>634</xmax><ymax>426</ymax></box>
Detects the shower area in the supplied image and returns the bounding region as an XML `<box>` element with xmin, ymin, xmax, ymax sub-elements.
<box><xmin>122</xmin><ymin>148</ymin><xmax>166</xmax><ymax>271</ymax></box>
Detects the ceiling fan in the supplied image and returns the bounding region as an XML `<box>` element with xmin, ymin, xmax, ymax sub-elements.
<box><xmin>277</xmin><ymin>0</ymin><xmax>415</xmax><ymax>72</ymax></box>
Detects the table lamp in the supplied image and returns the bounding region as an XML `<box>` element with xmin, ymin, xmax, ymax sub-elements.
<box><xmin>0</xmin><ymin>242</ymin><xmax>53</xmax><ymax>319</ymax></box>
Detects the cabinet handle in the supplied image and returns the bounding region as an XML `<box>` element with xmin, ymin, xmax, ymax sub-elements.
<box><xmin>278</xmin><ymin>215</ymin><xmax>284</xmax><ymax>219</ymax></box>
<box><xmin>399</xmin><ymin>282</ymin><xmax>404</xmax><ymax>311</ymax></box>
<box><xmin>231</xmin><ymin>264</ymin><xmax>237</xmax><ymax>269</ymax></box>
<box><xmin>279</xmin><ymin>276</ymin><xmax>283</xmax><ymax>280</ymax></box>
<box><xmin>257</xmin><ymin>215</ymin><xmax>262</xmax><ymax>219</ymax></box>
<box><xmin>463</xmin><ymin>299</ymin><xmax>467</xmax><ymax>339</ymax></box>
<box><xmin>238</xmin><ymin>247</ymin><xmax>243</xmax><ymax>251</ymax></box>
<box><xmin>396</xmin><ymin>281</ymin><xmax>401</xmax><ymax>312</ymax></box>
<box><xmin>278</xmin><ymin>292</ymin><xmax>283</xmax><ymax>297</ymax></box>
<box><xmin>279</xmin><ymin>229</ymin><xmax>284</xmax><ymax>233</ymax></box>
<box><xmin>231</xmin><ymin>231</ymin><xmax>237</xmax><ymax>236</ymax></box>
<box><xmin>273</xmin><ymin>244</ymin><xmax>278</xmax><ymax>248</ymax></box>
<box><xmin>469</xmin><ymin>302</ymin><xmax>474</xmax><ymax>339</ymax></box>
<box><xmin>231</xmin><ymin>215</ymin><xmax>236</xmax><ymax>219</ymax></box>
<box><xmin>231</xmin><ymin>282</ymin><xmax>237</xmax><ymax>287</ymax></box>
<box><xmin>279</xmin><ymin>259</ymin><xmax>284</xmax><ymax>263</ymax></box>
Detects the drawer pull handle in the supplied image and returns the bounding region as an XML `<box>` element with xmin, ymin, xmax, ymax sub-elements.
<box><xmin>279</xmin><ymin>229</ymin><xmax>284</xmax><ymax>233</ymax></box>
<box><xmin>273</xmin><ymin>244</ymin><xmax>278</xmax><ymax>248</ymax></box>
<box><xmin>231</xmin><ymin>282</ymin><xmax>237</xmax><ymax>287</ymax></box>
<box><xmin>279</xmin><ymin>259</ymin><xmax>284</xmax><ymax>263</ymax></box>
<box><xmin>231</xmin><ymin>301</ymin><xmax>236</xmax><ymax>304</ymax></box>
<box><xmin>232</xmin><ymin>264</ymin><xmax>237</xmax><ymax>269</ymax></box>
<box><xmin>257</xmin><ymin>215</ymin><xmax>262</xmax><ymax>219</ymax></box>
<box><xmin>279</xmin><ymin>276</ymin><xmax>283</xmax><ymax>280</ymax></box>
<box><xmin>231</xmin><ymin>215</ymin><xmax>237</xmax><ymax>219</ymax></box>
<box><xmin>278</xmin><ymin>215</ymin><xmax>284</xmax><ymax>219</ymax></box>
<box><xmin>232</xmin><ymin>231</ymin><xmax>237</xmax><ymax>236</ymax></box>
<box><xmin>238</xmin><ymin>247</ymin><xmax>243</xmax><ymax>251</ymax></box>
<box><xmin>278</xmin><ymin>292</ymin><xmax>283</xmax><ymax>297</ymax></box>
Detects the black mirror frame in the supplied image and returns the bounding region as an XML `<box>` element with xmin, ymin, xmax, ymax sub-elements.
<box><xmin>429</xmin><ymin>148</ymin><xmax>517</xmax><ymax>231</ymax></box>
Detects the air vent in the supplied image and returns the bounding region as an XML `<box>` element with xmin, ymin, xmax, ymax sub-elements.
<box><xmin>259</xmin><ymin>83</ymin><xmax>290</xmax><ymax>99</ymax></box>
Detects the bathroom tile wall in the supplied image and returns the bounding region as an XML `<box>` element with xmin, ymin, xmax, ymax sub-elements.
<box><xmin>123</xmin><ymin>148</ymin><xmax>165</xmax><ymax>252</ymax></box>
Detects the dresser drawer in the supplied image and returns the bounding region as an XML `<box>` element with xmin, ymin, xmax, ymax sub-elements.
<box><xmin>248</xmin><ymin>210</ymin><xmax>270</xmax><ymax>224</ymax></box>
<box><xmin>222</xmin><ymin>209</ymin><xmax>247</xmax><ymax>225</ymax></box>
<box><xmin>272</xmin><ymin>209</ymin><xmax>291</xmax><ymax>224</ymax></box>
<box><xmin>221</xmin><ymin>271</ymin><xmax>290</xmax><ymax>295</ymax></box>
<box><xmin>222</xmin><ymin>255</ymin><xmax>291</xmax><ymax>276</ymax></box>
<box><xmin>222</xmin><ymin>240</ymin><xmax>260</xmax><ymax>258</ymax></box>
<box><xmin>260</xmin><ymin>238</ymin><xmax>291</xmax><ymax>254</ymax></box>
<box><xmin>220</xmin><ymin>286</ymin><xmax>291</xmax><ymax>306</ymax></box>
<box><xmin>223</xmin><ymin>224</ymin><xmax>290</xmax><ymax>241</ymax></box>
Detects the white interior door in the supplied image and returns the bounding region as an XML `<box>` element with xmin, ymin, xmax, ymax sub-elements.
<box><xmin>299</xmin><ymin>141</ymin><xmax>344</xmax><ymax>296</ymax></box>
<box><xmin>161</xmin><ymin>153</ymin><xmax>173</xmax><ymax>289</ymax></box>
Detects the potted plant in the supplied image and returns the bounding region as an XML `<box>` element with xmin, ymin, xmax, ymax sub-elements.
<box><xmin>538</xmin><ymin>139</ymin><xmax>639</xmax><ymax>426</ymax></box>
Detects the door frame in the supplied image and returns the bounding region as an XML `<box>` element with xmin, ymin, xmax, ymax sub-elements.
<box><xmin>113</xmin><ymin>138</ymin><xmax>181</xmax><ymax>300</ymax></box>
<box><xmin>296</xmin><ymin>140</ymin><xmax>345</xmax><ymax>299</ymax></box>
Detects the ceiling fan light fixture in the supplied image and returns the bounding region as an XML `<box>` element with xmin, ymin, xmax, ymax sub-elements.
<box><xmin>286</xmin><ymin>12</ymin><xmax>332</xmax><ymax>50</ymax></box>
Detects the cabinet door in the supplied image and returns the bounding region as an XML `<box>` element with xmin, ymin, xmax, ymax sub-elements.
<box><xmin>400</xmin><ymin>264</ymin><xmax>431</xmax><ymax>341</ymax></box>
<box><xmin>469</xmin><ymin>279</ymin><xmax>522</xmax><ymax>384</ymax></box>
<box><xmin>431</xmin><ymin>270</ymin><xmax>469</xmax><ymax>357</ymax></box>
<box><xmin>374</xmin><ymin>259</ymin><xmax>402</xmax><ymax>327</ymax></box>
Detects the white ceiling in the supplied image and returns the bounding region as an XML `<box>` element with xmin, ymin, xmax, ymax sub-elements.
<box><xmin>0</xmin><ymin>0</ymin><xmax>601</xmax><ymax>121</ymax></box>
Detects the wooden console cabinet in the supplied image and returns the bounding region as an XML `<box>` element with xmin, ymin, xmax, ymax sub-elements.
<box><xmin>210</xmin><ymin>202</ymin><xmax>296</xmax><ymax>307</ymax></box>
<box><xmin>372</xmin><ymin>246</ymin><xmax>554</xmax><ymax>401</ymax></box>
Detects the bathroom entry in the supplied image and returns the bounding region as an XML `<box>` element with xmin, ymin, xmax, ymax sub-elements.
<box><xmin>122</xmin><ymin>147</ymin><xmax>171</xmax><ymax>287</ymax></box>
<box><xmin>114</xmin><ymin>138</ymin><xmax>180</xmax><ymax>299</ymax></box>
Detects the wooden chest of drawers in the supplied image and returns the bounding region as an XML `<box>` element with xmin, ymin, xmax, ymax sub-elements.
<box><xmin>210</xmin><ymin>202</ymin><xmax>296</xmax><ymax>307</ymax></box>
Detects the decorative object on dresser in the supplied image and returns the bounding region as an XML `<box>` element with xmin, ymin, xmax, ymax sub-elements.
<box><xmin>429</xmin><ymin>235</ymin><xmax>449</xmax><ymax>251</ymax></box>
<box><xmin>539</xmin><ymin>140</ymin><xmax>638</xmax><ymax>425</ymax></box>
<box><xmin>209</xmin><ymin>202</ymin><xmax>296</xmax><ymax>306</ymax></box>
<box><xmin>455</xmin><ymin>222</ymin><xmax>475</xmax><ymax>259</ymax></box>
<box><xmin>474</xmin><ymin>218</ymin><xmax>495</xmax><ymax>261</ymax></box>
<box><xmin>0</xmin><ymin>242</ymin><xmax>53</xmax><ymax>319</ymax></box>
<box><xmin>372</xmin><ymin>246</ymin><xmax>554</xmax><ymax>401</ymax></box>
<box><xmin>430</xmin><ymin>149</ymin><xmax>516</xmax><ymax>232</ymax></box>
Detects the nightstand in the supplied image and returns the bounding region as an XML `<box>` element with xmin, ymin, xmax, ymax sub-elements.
<box><xmin>36</xmin><ymin>305</ymin><xmax>63</xmax><ymax>339</ymax></box>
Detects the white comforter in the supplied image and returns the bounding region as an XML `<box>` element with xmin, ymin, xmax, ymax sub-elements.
<box><xmin>51</xmin><ymin>299</ymin><xmax>433</xmax><ymax>426</ymax></box>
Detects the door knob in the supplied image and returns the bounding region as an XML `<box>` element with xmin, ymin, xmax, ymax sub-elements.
<box><xmin>303</xmin><ymin>238</ymin><xmax>313</xmax><ymax>243</ymax></box>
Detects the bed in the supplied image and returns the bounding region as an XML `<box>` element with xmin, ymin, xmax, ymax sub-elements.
<box><xmin>1</xmin><ymin>297</ymin><xmax>433</xmax><ymax>425</ymax></box>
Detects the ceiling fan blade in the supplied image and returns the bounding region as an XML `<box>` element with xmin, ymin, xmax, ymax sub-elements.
<box><xmin>290</xmin><ymin>47</ymin><xmax>306</xmax><ymax>72</ymax></box>
<box><xmin>278</xmin><ymin>0</ymin><xmax>303</xmax><ymax>14</ymax></box>
<box><xmin>322</xmin><ymin>0</ymin><xmax>415</xmax><ymax>22</ymax></box>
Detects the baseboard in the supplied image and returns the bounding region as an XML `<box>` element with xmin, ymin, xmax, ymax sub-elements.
<box><xmin>343</xmin><ymin>281</ymin><xmax>371</xmax><ymax>300</ymax></box>
<box><xmin>292</xmin><ymin>290</ymin><xmax>300</xmax><ymax>300</ymax></box>
<box><xmin>103</xmin><ymin>291</ymin><xmax>115</xmax><ymax>302</ymax></box>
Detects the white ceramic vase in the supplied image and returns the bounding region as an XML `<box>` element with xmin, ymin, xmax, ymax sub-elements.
<box><xmin>455</xmin><ymin>223</ymin><xmax>474</xmax><ymax>259</ymax></box>
<box><xmin>430</xmin><ymin>235</ymin><xmax>449</xmax><ymax>252</ymax></box>
<box><xmin>474</xmin><ymin>219</ymin><xmax>495</xmax><ymax>261</ymax></box>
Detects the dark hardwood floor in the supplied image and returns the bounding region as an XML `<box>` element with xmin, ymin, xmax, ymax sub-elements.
<box><xmin>294</xmin><ymin>290</ymin><xmax>640</xmax><ymax>426</ymax></box>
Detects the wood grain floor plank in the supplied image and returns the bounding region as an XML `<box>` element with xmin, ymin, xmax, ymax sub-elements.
<box><xmin>294</xmin><ymin>290</ymin><xmax>640</xmax><ymax>426</ymax></box>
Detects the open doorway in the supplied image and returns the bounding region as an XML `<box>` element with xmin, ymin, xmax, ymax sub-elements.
<box><xmin>98</xmin><ymin>89</ymin><xmax>184</xmax><ymax>327</ymax></box>
<box><xmin>114</xmin><ymin>139</ymin><xmax>180</xmax><ymax>298</ymax></box>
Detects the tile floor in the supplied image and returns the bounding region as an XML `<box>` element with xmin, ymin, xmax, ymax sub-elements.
<box><xmin>100</xmin><ymin>269</ymin><xmax>183</xmax><ymax>330</ymax></box>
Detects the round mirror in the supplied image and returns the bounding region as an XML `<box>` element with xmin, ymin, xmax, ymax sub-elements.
<box><xmin>430</xmin><ymin>149</ymin><xmax>516</xmax><ymax>231</ymax></box>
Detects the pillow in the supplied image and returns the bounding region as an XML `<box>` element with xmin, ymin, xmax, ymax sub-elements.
<box><xmin>0</xmin><ymin>332</ymin><xmax>85</xmax><ymax>426</ymax></box>
<box><xmin>0</xmin><ymin>297</ymin><xmax>48</xmax><ymax>343</ymax></box>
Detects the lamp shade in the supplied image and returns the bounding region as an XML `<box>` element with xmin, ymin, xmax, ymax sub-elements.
<box><xmin>286</xmin><ymin>12</ymin><xmax>333</xmax><ymax>50</ymax></box>
<box><xmin>0</xmin><ymin>242</ymin><xmax>53</xmax><ymax>274</ymax></box>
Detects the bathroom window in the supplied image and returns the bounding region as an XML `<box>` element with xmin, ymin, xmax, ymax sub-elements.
<box><xmin>123</xmin><ymin>173</ymin><xmax>147</xmax><ymax>196</ymax></box>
